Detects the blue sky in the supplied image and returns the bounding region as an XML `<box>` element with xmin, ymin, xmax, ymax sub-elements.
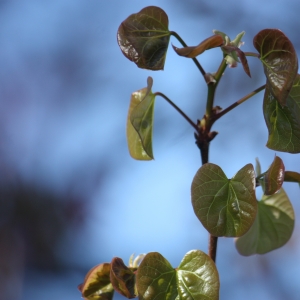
<box><xmin>1</xmin><ymin>1</ymin><xmax>300</xmax><ymax>299</ymax></box>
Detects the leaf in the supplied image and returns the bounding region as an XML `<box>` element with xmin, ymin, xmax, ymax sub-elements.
<box><xmin>191</xmin><ymin>163</ymin><xmax>257</xmax><ymax>237</ymax></box>
<box><xmin>236</xmin><ymin>188</ymin><xmax>295</xmax><ymax>255</ymax></box>
<box><xmin>222</xmin><ymin>45</ymin><xmax>251</xmax><ymax>77</ymax></box>
<box><xmin>264</xmin><ymin>156</ymin><xmax>285</xmax><ymax>195</ymax></box>
<box><xmin>117</xmin><ymin>6</ymin><xmax>171</xmax><ymax>70</ymax></box>
<box><xmin>253</xmin><ymin>29</ymin><xmax>298</xmax><ymax>106</ymax></box>
<box><xmin>284</xmin><ymin>171</ymin><xmax>300</xmax><ymax>183</ymax></box>
<box><xmin>110</xmin><ymin>257</ymin><xmax>136</xmax><ymax>299</ymax></box>
<box><xmin>127</xmin><ymin>77</ymin><xmax>156</xmax><ymax>160</ymax></box>
<box><xmin>172</xmin><ymin>35</ymin><xmax>223</xmax><ymax>58</ymax></box>
<box><xmin>176</xmin><ymin>250</ymin><xmax>219</xmax><ymax>300</ymax></box>
<box><xmin>255</xmin><ymin>158</ymin><xmax>261</xmax><ymax>176</ymax></box>
<box><xmin>263</xmin><ymin>75</ymin><xmax>300</xmax><ymax>153</ymax></box>
<box><xmin>78</xmin><ymin>263</ymin><xmax>114</xmax><ymax>300</ymax></box>
<box><xmin>136</xmin><ymin>252</ymin><xmax>178</xmax><ymax>300</ymax></box>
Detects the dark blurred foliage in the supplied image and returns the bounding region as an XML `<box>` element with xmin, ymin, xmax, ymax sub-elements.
<box><xmin>0</xmin><ymin>167</ymin><xmax>87</xmax><ymax>298</ymax></box>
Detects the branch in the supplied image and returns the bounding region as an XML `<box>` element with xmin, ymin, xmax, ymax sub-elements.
<box><xmin>244</xmin><ymin>51</ymin><xmax>260</xmax><ymax>58</ymax></box>
<box><xmin>215</xmin><ymin>84</ymin><xmax>266</xmax><ymax>120</ymax></box>
<box><xmin>155</xmin><ymin>92</ymin><xmax>198</xmax><ymax>131</ymax></box>
<box><xmin>170</xmin><ymin>31</ymin><xmax>206</xmax><ymax>77</ymax></box>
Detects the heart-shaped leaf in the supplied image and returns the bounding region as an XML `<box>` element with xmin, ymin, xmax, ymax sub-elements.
<box><xmin>264</xmin><ymin>156</ymin><xmax>285</xmax><ymax>195</ymax></box>
<box><xmin>117</xmin><ymin>6</ymin><xmax>171</xmax><ymax>70</ymax></box>
<box><xmin>136</xmin><ymin>252</ymin><xmax>178</xmax><ymax>300</ymax></box>
<box><xmin>191</xmin><ymin>163</ymin><xmax>257</xmax><ymax>237</ymax></box>
<box><xmin>263</xmin><ymin>75</ymin><xmax>300</xmax><ymax>153</ymax></box>
<box><xmin>253</xmin><ymin>29</ymin><xmax>298</xmax><ymax>106</ymax></box>
<box><xmin>284</xmin><ymin>171</ymin><xmax>300</xmax><ymax>183</ymax></box>
<box><xmin>172</xmin><ymin>34</ymin><xmax>223</xmax><ymax>58</ymax></box>
<box><xmin>235</xmin><ymin>188</ymin><xmax>295</xmax><ymax>255</ymax></box>
<box><xmin>127</xmin><ymin>77</ymin><xmax>156</xmax><ymax>160</ymax></box>
<box><xmin>78</xmin><ymin>263</ymin><xmax>114</xmax><ymax>300</ymax></box>
<box><xmin>110</xmin><ymin>257</ymin><xmax>136</xmax><ymax>299</ymax></box>
<box><xmin>176</xmin><ymin>250</ymin><xmax>219</xmax><ymax>300</ymax></box>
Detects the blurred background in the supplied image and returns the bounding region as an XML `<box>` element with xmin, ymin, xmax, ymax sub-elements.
<box><xmin>0</xmin><ymin>0</ymin><xmax>300</xmax><ymax>299</ymax></box>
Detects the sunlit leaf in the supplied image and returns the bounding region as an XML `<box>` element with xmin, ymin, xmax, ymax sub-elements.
<box><xmin>136</xmin><ymin>252</ymin><xmax>178</xmax><ymax>300</ymax></box>
<box><xmin>264</xmin><ymin>156</ymin><xmax>285</xmax><ymax>195</ymax></box>
<box><xmin>172</xmin><ymin>35</ymin><xmax>223</xmax><ymax>58</ymax></box>
<box><xmin>254</xmin><ymin>29</ymin><xmax>298</xmax><ymax>106</ymax></box>
<box><xmin>236</xmin><ymin>188</ymin><xmax>294</xmax><ymax>255</ymax></box>
<box><xmin>127</xmin><ymin>77</ymin><xmax>156</xmax><ymax>160</ymax></box>
<box><xmin>117</xmin><ymin>6</ymin><xmax>171</xmax><ymax>70</ymax></box>
<box><xmin>78</xmin><ymin>263</ymin><xmax>114</xmax><ymax>300</ymax></box>
<box><xmin>176</xmin><ymin>250</ymin><xmax>219</xmax><ymax>300</ymax></box>
<box><xmin>263</xmin><ymin>75</ymin><xmax>300</xmax><ymax>153</ymax></box>
<box><xmin>110</xmin><ymin>257</ymin><xmax>136</xmax><ymax>299</ymax></box>
<box><xmin>191</xmin><ymin>163</ymin><xmax>257</xmax><ymax>237</ymax></box>
<box><xmin>284</xmin><ymin>171</ymin><xmax>300</xmax><ymax>183</ymax></box>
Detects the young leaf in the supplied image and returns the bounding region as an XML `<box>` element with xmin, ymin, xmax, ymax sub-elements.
<box><xmin>78</xmin><ymin>263</ymin><xmax>114</xmax><ymax>300</ymax></box>
<box><xmin>222</xmin><ymin>45</ymin><xmax>251</xmax><ymax>77</ymax></box>
<box><xmin>255</xmin><ymin>158</ymin><xmax>261</xmax><ymax>176</ymax></box>
<box><xmin>110</xmin><ymin>257</ymin><xmax>137</xmax><ymax>299</ymax></box>
<box><xmin>284</xmin><ymin>171</ymin><xmax>300</xmax><ymax>183</ymax></box>
<box><xmin>117</xmin><ymin>6</ymin><xmax>171</xmax><ymax>70</ymax></box>
<box><xmin>191</xmin><ymin>163</ymin><xmax>257</xmax><ymax>237</ymax></box>
<box><xmin>176</xmin><ymin>250</ymin><xmax>219</xmax><ymax>300</ymax></box>
<box><xmin>127</xmin><ymin>77</ymin><xmax>156</xmax><ymax>160</ymax></box>
<box><xmin>136</xmin><ymin>252</ymin><xmax>178</xmax><ymax>300</ymax></box>
<box><xmin>263</xmin><ymin>75</ymin><xmax>300</xmax><ymax>153</ymax></box>
<box><xmin>172</xmin><ymin>35</ymin><xmax>223</xmax><ymax>58</ymax></box>
<box><xmin>253</xmin><ymin>29</ymin><xmax>298</xmax><ymax>106</ymax></box>
<box><xmin>216</xmin><ymin>30</ymin><xmax>249</xmax><ymax>75</ymax></box>
<box><xmin>264</xmin><ymin>156</ymin><xmax>285</xmax><ymax>195</ymax></box>
<box><xmin>235</xmin><ymin>188</ymin><xmax>295</xmax><ymax>255</ymax></box>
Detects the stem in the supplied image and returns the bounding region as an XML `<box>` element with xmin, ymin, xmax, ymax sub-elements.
<box><xmin>209</xmin><ymin>235</ymin><xmax>218</xmax><ymax>262</ymax></box>
<box><xmin>197</xmin><ymin>58</ymin><xmax>228</xmax><ymax>263</ymax></box>
<box><xmin>155</xmin><ymin>92</ymin><xmax>198</xmax><ymax>131</ymax></box>
<box><xmin>170</xmin><ymin>31</ymin><xmax>206</xmax><ymax>77</ymax></box>
<box><xmin>214</xmin><ymin>58</ymin><xmax>228</xmax><ymax>88</ymax></box>
<box><xmin>215</xmin><ymin>84</ymin><xmax>266</xmax><ymax>120</ymax></box>
<box><xmin>244</xmin><ymin>51</ymin><xmax>260</xmax><ymax>58</ymax></box>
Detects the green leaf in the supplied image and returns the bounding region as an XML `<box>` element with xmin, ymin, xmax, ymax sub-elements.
<box><xmin>255</xmin><ymin>158</ymin><xmax>261</xmax><ymax>176</ymax></box>
<box><xmin>263</xmin><ymin>75</ymin><xmax>300</xmax><ymax>153</ymax></box>
<box><xmin>78</xmin><ymin>263</ymin><xmax>114</xmax><ymax>300</ymax></box>
<box><xmin>110</xmin><ymin>257</ymin><xmax>137</xmax><ymax>299</ymax></box>
<box><xmin>264</xmin><ymin>156</ymin><xmax>285</xmax><ymax>195</ymax></box>
<box><xmin>117</xmin><ymin>6</ymin><xmax>171</xmax><ymax>70</ymax></box>
<box><xmin>127</xmin><ymin>77</ymin><xmax>156</xmax><ymax>160</ymax></box>
<box><xmin>136</xmin><ymin>252</ymin><xmax>178</xmax><ymax>300</ymax></box>
<box><xmin>284</xmin><ymin>171</ymin><xmax>300</xmax><ymax>183</ymax></box>
<box><xmin>191</xmin><ymin>163</ymin><xmax>257</xmax><ymax>237</ymax></box>
<box><xmin>253</xmin><ymin>29</ymin><xmax>298</xmax><ymax>106</ymax></box>
<box><xmin>235</xmin><ymin>188</ymin><xmax>295</xmax><ymax>255</ymax></box>
<box><xmin>176</xmin><ymin>250</ymin><xmax>219</xmax><ymax>300</ymax></box>
<box><xmin>172</xmin><ymin>35</ymin><xmax>223</xmax><ymax>58</ymax></box>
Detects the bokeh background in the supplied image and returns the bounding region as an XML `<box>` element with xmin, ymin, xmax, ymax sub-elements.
<box><xmin>1</xmin><ymin>0</ymin><xmax>300</xmax><ymax>299</ymax></box>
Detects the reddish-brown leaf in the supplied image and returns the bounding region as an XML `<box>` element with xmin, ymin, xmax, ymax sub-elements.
<box><xmin>172</xmin><ymin>35</ymin><xmax>223</xmax><ymax>58</ymax></box>
<box><xmin>110</xmin><ymin>257</ymin><xmax>136</xmax><ymax>299</ymax></box>
<box><xmin>253</xmin><ymin>29</ymin><xmax>298</xmax><ymax>106</ymax></box>
<box><xmin>264</xmin><ymin>156</ymin><xmax>285</xmax><ymax>195</ymax></box>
